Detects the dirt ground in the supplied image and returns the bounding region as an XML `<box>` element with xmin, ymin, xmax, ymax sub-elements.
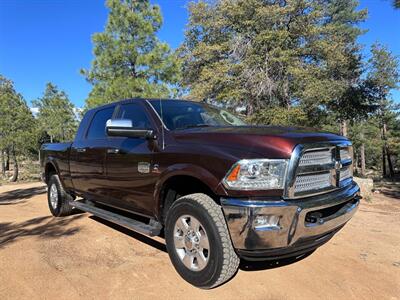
<box><xmin>0</xmin><ymin>182</ymin><xmax>399</xmax><ymax>300</ymax></box>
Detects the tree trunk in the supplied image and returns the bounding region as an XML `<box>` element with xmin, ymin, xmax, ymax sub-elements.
<box><xmin>246</xmin><ymin>103</ymin><xmax>254</xmax><ymax>117</ymax></box>
<box><xmin>360</xmin><ymin>143</ymin><xmax>366</xmax><ymax>177</ymax></box>
<box><xmin>382</xmin><ymin>122</ymin><xmax>394</xmax><ymax>177</ymax></box>
<box><xmin>382</xmin><ymin>123</ymin><xmax>394</xmax><ymax>177</ymax></box>
<box><xmin>9</xmin><ymin>146</ymin><xmax>18</xmax><ymax>182</ymax></box>
<box><xmin>354</xmin><ymin>150</ymin><xmax>359</xmax><ymax>175</ymax></box>
<box><xmin>340</xmin><ymin>120</ymin><xmax>348</xmax><ymax>137</ymax></box>
<box><xmin>382</xmin><ymin>145</ymin><xmax>387</xmax><ymax>176</ymax></box>
<box><xmin>5</xmin><ymin>148</ymin><xmax>9</xmax><ymax>171</ymax></box>
<box><xmin>386</xmin><ymin>146</ymin><xmax>394</xmax><ymax>177</ymax></box>
<box><xmin>1</xmin><ymin>149</ymin><xmax>5</xmax><ymax>177</ymax></box>
<box><xmin>359</xmin><ymin>131</ymin><xmax>366</xmax><ymax>177</ymax></box>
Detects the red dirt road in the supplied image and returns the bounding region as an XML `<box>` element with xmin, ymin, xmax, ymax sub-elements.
<box><xmin>0</xmin><ymin>182</ymin><xmax>399</xmax><ymax>299</ymax></box>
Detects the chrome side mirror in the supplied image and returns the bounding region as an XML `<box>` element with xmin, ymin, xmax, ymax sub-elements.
<box><xmin>106</xmin><ymin>119</ymin><xmax>156</xmax><ymax>139</ymax></box>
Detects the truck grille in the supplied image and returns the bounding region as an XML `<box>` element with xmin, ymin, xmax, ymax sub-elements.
<box><xmin>294</xmin><ymin>172</ymin><xmax>332</xmax><ymax>193</ymax></box>
<box><xmin>290</xmin><ymin>144</ymin><xmax>353</xmax><ymax>198</ymax></box>
<box><xmin>298</xmin><ymin>149</ymin><xmax>332</xmax><ymax>167</ymax></box>
<box><xmin>339</xmin><ymin>166</ymin><xmax>352</xmax><ymax>181</ymax></box>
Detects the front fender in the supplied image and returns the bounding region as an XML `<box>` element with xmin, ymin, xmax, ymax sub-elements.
<box><xmin>153</xmin><ymin>163</ymin><xmax>223</xmax><ymax>217</ymax></box>
<box><xmin>44</xmin><ymin>157</ymin><xmax>72</xmax><ymax>191</ymax></box>
<box><xmin>43</xmin><ymin>158</ymin><xmax>60</xmax><ymax>182</ymax></box>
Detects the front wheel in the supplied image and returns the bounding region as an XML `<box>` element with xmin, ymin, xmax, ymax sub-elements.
<box><xmin>47</xmin><ymin>174</ymin><xmax>74</xmax><ymax>217</ymax></box>
<box><xmin>165</xmin><ymin>193</ymin><xmax>239</xmax><ymax>289</ymax></box>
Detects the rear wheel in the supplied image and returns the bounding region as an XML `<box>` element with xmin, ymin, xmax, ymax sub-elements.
<box><xmin>47</xmin><ymin>174</ymin><xmax>73</xmax><ymax>217</ymax></box>
<box><xmin>165</xmin><ymin>193</ymin><xmax>239</xmax><ymax>289</ymax></box>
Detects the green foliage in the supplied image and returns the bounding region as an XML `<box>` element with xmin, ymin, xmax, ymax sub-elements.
<box><xmin>0</xmin><ymin>75</ymin><xmax>37</xmax><ymax>156</ymax></box>
<box><xmin>365</xmin><ymin>43</ymin><xmax>399</xmax><ymax>119</ymax></box>
<box><xmin>180</xmin><ymin>0</ymin><xmax>367</xmax><ymax>124</ymax></box>
<box><xmin>248</xmin><ymin>106</ymin><xmax>308</xmax><ymax>127</ymax></box>
<box><xmin>82</xmin><ymin>0</ymin><xmax>181</xmax><ymax>109</ymax></box>
<box><xmin>33</xmin><ymin>83</ymin><xmax>77</xmax><ymax>142</ymax></box>
<box><xmin>365</xmin><ymin>43</ymin><xmax>399</xmax><ymax>174</ymax></box>
<box><xmin>0</xmin><ymin>1</ymin><xmax>398</xmax><ymax>180</ymax></box>
<box><xmin>181</xmin><ymin>0</ymin><xmax>399</xmax><ymax>174</ymax></box>
<box><xmin>388</xmin><ymin>114</ymin><xmax>400</xmax><ymax>168</ymax></box>
<box><xmin>349</xmin><ymin>119</ymin><xmax>382</xmax><ymax>170</ymax></box>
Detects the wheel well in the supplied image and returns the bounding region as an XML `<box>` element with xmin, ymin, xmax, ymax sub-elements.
<box><xmin>159</xmin><ymin>175</ymin><xmax>219</xmax><ymax>224</ymax></box>
<box><xmin>45</xmin><ymin>163</ymin><xmax>57</xmax><ymax>184</ymax></box>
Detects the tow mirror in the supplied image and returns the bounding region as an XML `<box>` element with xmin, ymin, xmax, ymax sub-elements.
<box><xmin>106</xmin><ymin>119</ymin><xmax>156</xmax><ymax>139</ymax></box>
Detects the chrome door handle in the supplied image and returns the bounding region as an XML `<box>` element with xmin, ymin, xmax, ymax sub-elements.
<box><xmin>76</xmin><ymin>148</ymin><xmax>86</xmax><ymax>153</ymax></box>
<box><xmin>107</xmin><ymin>148</ymin><xmax>120</xmax><ymax>154</ymax></box>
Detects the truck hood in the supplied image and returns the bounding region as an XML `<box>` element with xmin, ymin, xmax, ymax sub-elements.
<box><xmin>172</xmin><ymin>126</ymin><xmax>348</xmax><ymax>159</ymax></box>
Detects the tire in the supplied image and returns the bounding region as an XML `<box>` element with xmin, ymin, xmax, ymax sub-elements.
<box><xmin>47</xmin><ymin>174</ymin><xmax>73</xmax><ymax>217</ymax></box>
<box><xmin>165</xmin><ymin>193</ymin><xmax>239</xmax><ymax>289</ymax></box>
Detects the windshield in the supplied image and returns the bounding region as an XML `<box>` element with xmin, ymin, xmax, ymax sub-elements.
<box><xmin>148</xmin><ymin>100</ymin><xmax>247</xmax><ymax>130</ymax></box>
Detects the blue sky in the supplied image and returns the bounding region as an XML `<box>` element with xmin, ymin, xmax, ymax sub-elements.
<box><xmin>0</xmin><ymin>0</ymin><xmax>399</xmax><ymax>108</ymax></box>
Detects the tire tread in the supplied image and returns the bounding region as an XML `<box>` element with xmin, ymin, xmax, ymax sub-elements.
<box><xmin>48</xmin><ymin>174</ymin><xmax>73</xmax><ymax>217</ymax></box>
<box><xmin>173</xmin><ymin>193</ymin><xmax>239</xmax><ymax>288</ymax></box>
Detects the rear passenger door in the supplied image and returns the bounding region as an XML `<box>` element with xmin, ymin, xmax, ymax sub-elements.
<box><xmin>105</xmin><ymin>102</ymin><xmax>159</xmax><ymax>216</ymax></box>
<box><xmin>70</xmin><ymin>106</ymin><xmax>116</xmax><ymax>201</ymax></box>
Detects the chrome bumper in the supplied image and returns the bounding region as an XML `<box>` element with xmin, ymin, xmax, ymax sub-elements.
<box><xmin>221</xmin><ymin>182</ymin><xmax>360</xmax><ymax>253</ymax></box>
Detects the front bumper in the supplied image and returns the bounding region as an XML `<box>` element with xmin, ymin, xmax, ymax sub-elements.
<box><xmin>221</xmin><ymin>182</ymin><xmax>360</xmax><ymax>260</ymax></box>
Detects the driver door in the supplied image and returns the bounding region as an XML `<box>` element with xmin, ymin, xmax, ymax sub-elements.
<box><xmin>105</xmin><ymin>102</ymin><xmax>159</xmax><ymax>216</ymax></box>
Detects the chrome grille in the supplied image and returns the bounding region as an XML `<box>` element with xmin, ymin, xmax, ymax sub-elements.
<box><xmin>299</xmin><ymin>149</ymin><xmax>333</xmax><ymax>167</ymax></box>
<box><xmin>340</xmin><ymin>166</ymin><xmax>352</xmax><ymax>181</ymax></box>
<box><xmin>340</xmin><ymin>148</ymin><xmax>351</xmax><ymax>161</ymax></box>
<box><xmin>294</xmin><ymin>172</ymin><xmax>332</xmax><ymax>193</ymax></box>
<box><xmin>289</xmin><ymin>144</ymin><xmax>353</xmax><ymax>198</ymax></box>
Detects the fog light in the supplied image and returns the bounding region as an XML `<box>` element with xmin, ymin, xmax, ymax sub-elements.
<box><xmin>254</xmin><ymin>215</ymin><xmax>281</xmax><ymax>231</ymax></box>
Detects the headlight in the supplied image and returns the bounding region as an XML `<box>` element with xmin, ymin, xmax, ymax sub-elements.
<box><xmin>222</xmin><ymin>159</ymin><xmax>288</xmax><ymax>190</ymax></box>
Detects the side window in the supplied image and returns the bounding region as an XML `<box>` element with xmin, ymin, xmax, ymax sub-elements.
<box><xmin>86</xmin><ymin>107</ymin><xmax>115</xmax><ymax>139</ymax></box>
<box><xmin>117</xmin><ymin>103</ymin><xmax>152</xmax><ymax>129</ymax></box>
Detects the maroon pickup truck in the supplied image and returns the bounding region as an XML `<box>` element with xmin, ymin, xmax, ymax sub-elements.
<box><xmin>40</xmin><ymin>98</ymin><xmax>360</xmax><ymax>288</ymax></box>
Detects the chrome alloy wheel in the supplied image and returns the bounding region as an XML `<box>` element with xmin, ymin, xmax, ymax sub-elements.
<box><xmin>173</xmin><ymin>215</ymin><xmax>210</xmax><ymax>271</ymax></box>
<box><xmin>49</xmin><ymin>183</ymin><xmax>58</xmax><ymax>209</ymax></box>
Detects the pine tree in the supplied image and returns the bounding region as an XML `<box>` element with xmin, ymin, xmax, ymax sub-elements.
<box><xmin>180</xmin><ymin>0</ymin><xmax>366</xmax><ymax>126</ymax></box>
<box><xmin>33</xmin><ymin>83</ymin><xmax>77</xmax><ymax>143</ymax></box>
<box><xmin>0</xmin><ymin>75</ymin><xmax>37</xmax><ymax>181</ymax></box>
<box><xmin>365</xmin><ymin>43</ymin><xmax>400</xmax><ymax>177</ymax></box>
<box><xmin>82</xmin><ymin>0</ymin><xmax>181</xmax><ymax>109</ymax></box>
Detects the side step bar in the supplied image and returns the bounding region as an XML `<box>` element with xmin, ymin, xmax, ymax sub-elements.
<box><xmin>69</xmin><ymin>200</ymin><xmax>162</xmax><ymax>237</ymax></box>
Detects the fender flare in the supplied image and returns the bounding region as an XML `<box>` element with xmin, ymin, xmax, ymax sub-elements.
<box><xmin>44</xmin><ymin>158</ymin><xmax>70</xmax><ymax>191</ymax></box>
<box><xmin>153</xmin><ymin>163</ymin><xmax>222</xmax><ymax>217</ymax></box>
<box><xmin>44</xmin><ymin>158</ymin><xmax>60</xmax><ymax>182</ymax></box>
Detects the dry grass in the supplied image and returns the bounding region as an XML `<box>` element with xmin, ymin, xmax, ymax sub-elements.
<box><xmin>0</xmin><ymin>159</ymin><xmax>40</xmax><ymax>185</ymax></box>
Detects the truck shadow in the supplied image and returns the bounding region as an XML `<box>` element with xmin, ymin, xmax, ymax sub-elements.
<box><xmin>375</xmin><ymin>179</ymin><xmax>400</xmax><ymax>200</ymax></box>
<box><xmin>0</xmin><ymin>186</ymin><xmax>46</xmax><ymax>205</ymax></box>
<box><xmin>380</xmin><ymin>184</ymin><xmax>400</xmax><ymax>199</ymax></box>
<box><xmin>87</xmin><ymin>215</ymin><xmax>313</xmax><ymax>272</ymax></box>
<box><xmin>0</xmin><ymin>214</ymin><xmax>83</xmax><ymax>249</ymax></box>
<box><xmin>89</xmin><ymin>216</ymin><xmax>167</xmax><ymax>253</ymax></box>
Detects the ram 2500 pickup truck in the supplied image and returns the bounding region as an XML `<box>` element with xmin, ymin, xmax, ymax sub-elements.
<box><xmin>40</xmin><ymin>98</ymin><xmax>360</xmax><ymax>288</ymax></box>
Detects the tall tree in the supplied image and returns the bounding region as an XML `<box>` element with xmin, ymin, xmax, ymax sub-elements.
<box><xmin>82</xmin><ymin>0</ymin><xmax>181</xmax><ymax>109</ymax></box>
<box><xmin>365</xmin><ymin>43</ymin><xmax>400</xmax><ymax>177</ymax></box>
<box><xmin>0</xmin><ymin>75</ymin><xmax>37</xmax><ymax>181</ymax></box>
<box><xmin>349</xmin><ymin>119</ymin><xmax>382</xmax><ymax>176</ymax></box>
<box><xmin>180</xmin><ymin>0</ymin><xmax>366</xmax><ymax>126</ymax></box>
<box><xmin>33</xmin><ymin>83</ymin><xmax>77</xmax><ymax>143</ymax></box>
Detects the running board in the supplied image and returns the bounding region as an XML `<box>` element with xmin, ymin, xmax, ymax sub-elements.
<box><xmin>69</xmin><ymin>200</ymin><xmax>162</xmax><ymax>237</ymax></box>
